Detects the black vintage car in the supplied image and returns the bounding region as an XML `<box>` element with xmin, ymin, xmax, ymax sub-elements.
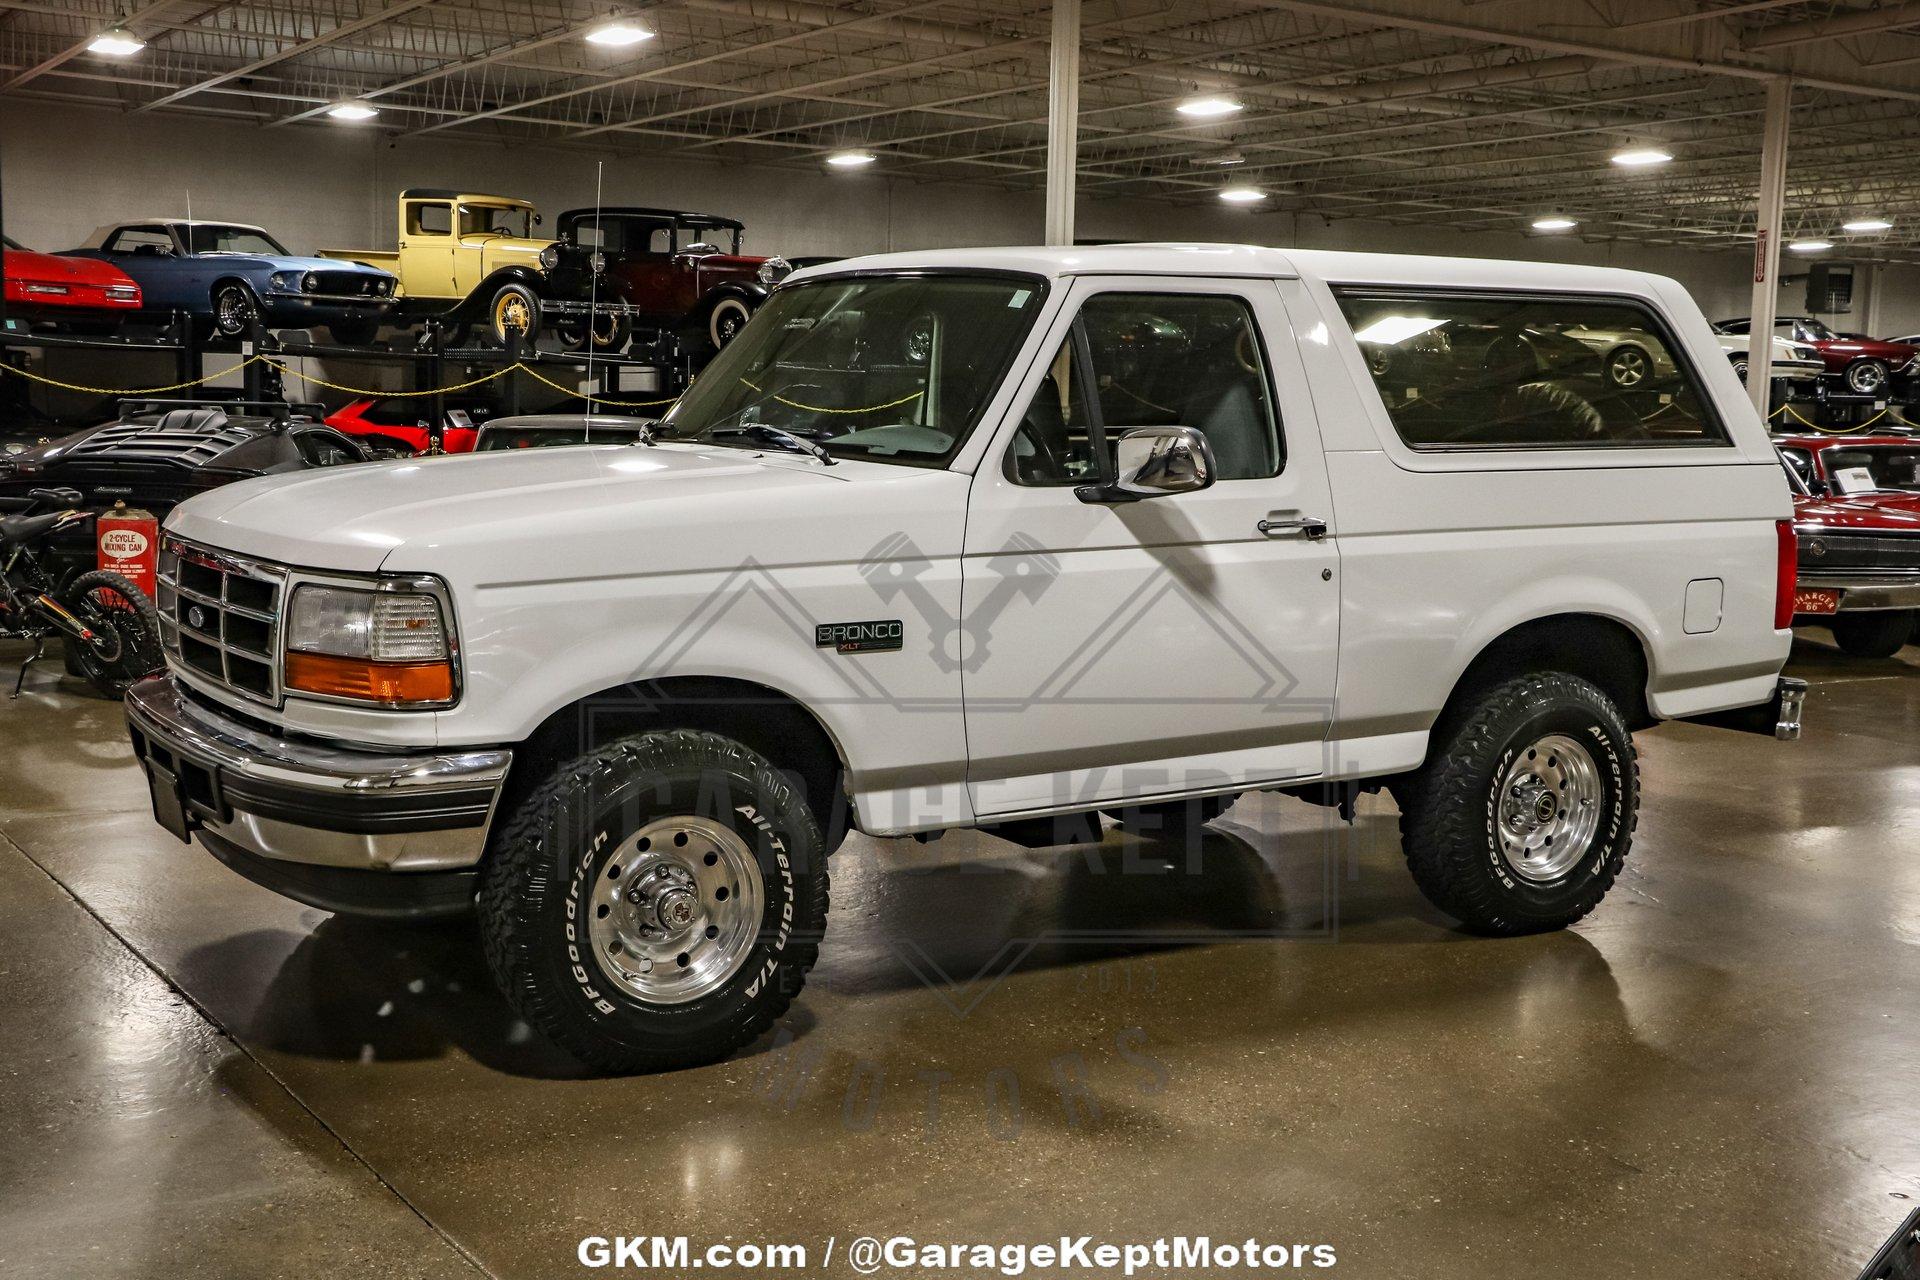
<box><xmin>0</xmin><ymin>399</ymin><xmax>371</xmax><ymax>581</ymax></box>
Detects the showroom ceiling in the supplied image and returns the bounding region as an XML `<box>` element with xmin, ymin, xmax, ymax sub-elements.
<box><xmin>7</xmin><ymin>0</ymin><xmax>1920</xmax><ymax>259</ymax></box>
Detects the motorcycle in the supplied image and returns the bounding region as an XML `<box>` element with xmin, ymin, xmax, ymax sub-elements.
<box><xmin>0</xmin><ymin>487</ymin><xmax>164</xmax><ymax>699</ymax></box>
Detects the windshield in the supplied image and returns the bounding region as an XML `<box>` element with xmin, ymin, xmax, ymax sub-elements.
<box><xmin>188</xmin><ymin>225</ymin><xmax>289</xmax><ymax>256</ymax></box>
<box><xmin>1822</xmin><ymin>445</ymin><xmax>1920</xmax><ymax>494</ymax></box>
<box><xmin>1</xmin><ymin>235</ymin><xmax>22</xmax><ymax>252</ymax></box>
<box><xmin>461</xmin><ymin>205</ymin><xmax>533</xmax><ymax>238</ymax></box>
<box><xmin>659</xmin><ymin>273</ymin><xmax>1047</xmax><ymax>466</ymax></box>
<box><xmin>1795</xmin><ymin>318</ymin><xmax>1837</xmax><ymax>341</ymax></box>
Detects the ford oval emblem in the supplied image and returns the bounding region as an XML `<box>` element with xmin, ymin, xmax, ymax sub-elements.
<box><xmin>187</xmin><ymin>604</ymin><xmax>208</xmax><ymax>630</ymax></box>
<box><xmin>1807</xmin><ymin>539</ymin><xmax>1827</xmax><ymax>559</ymax></box>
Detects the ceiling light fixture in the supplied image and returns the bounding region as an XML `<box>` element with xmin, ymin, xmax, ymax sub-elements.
<box><xmin>1194</xmin><ymin>150</ymin><xmax>1245</xmax><ymax>167</ymax></box>
<box><xmin>1177</xmin><ymin>96</ymin><xmax>1243</xmax><ymax>119</ymax></box>
<box><xmin>1531</xmin><ymin>215</ymin><xmax>1578</xmax><ymax>231</ymax></box>
<box><xmin>87</xmin><ymin>26</ymin><xmax>145</xmax><ymax>56</ymax></box>
<box><xmin>825</xmin><ymin>150</ymin><xmax>877</xmax><ymax>168</ymax></box>
<box><xmin>1842</xmin><ymin>218</ymin><xmax>1892</xmax><ymax>233</ymax></box>
<box><xmin>326</xmin><ymin>100</ymin><xmax>379</xmax><ymax>121</ymax></box>
<box><xmin>1610</xmin><ymin>148</ymin><xmax>1672</xmax><ymax>167</ymax></box>
<box><xmin>1788</xmin><ymin>239</ymin><xmax>1833</xmax><ymax>253</ymax></box>
<box><xmin>585</xmin><ymin>20</ymin><xmax>654</xmax><ymax>47</ymax></box>
<box><xmin>1219</xmin><ymin>187</ymin><xmax>1267</xmax><ymax>204</ymax></box>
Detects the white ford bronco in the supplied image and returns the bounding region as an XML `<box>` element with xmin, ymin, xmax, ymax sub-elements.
<box><xmin>126</xmin><ymin>244</ymin><xmax>1804</xmax><ymax>1072</ymax></box>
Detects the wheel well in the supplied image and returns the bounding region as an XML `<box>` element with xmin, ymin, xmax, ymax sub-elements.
<box><xmin>1437</xmin><ymin>614</ymin><xmax>1653</xmax><ymax>742</ymax></box>
<box><xmin>505</xmin><ymin>675</ymin><xmax>849</xmax><ymax>833</ymax></box>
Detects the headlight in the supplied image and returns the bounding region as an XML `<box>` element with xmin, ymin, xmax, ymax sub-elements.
<box><xmin>284</xmin><ymin>583</ymin><xmax>455</xmax><ymax>706</ymax></box>
<box><xmin>539</xmin><ymin>244</ymin><xmax>561</xmax><ymax>271</ymax></box>
<box><xmin>590</xmin><ymin>250</ymin><xmax>606</xmax><ymax>274</ymax></box>
<box><xmin>270</xmin><ymin>271</ymin><xmax>293</xmax><ymax>291</ymax></box>
<box><xmin>757</xmin><ymin>257</ymin><xmax>791</xmax><ymax>285</ymax></box>
<box><xmin>301</xmin><ymin>272</ymin><xmax>319</xmax><ymax>293</ymax></box>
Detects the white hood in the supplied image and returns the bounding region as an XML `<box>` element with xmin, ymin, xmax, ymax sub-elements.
<box><xmin>165</xmin><ymin>443</ymin><xmax>856</xmax><ymax>574</ymax></box>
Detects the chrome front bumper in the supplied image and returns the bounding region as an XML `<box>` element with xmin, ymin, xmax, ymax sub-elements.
<box><xmin>1797</xmin><ymin>574</ymin><xmax>1920</xmax><ymax>611</ymax></box>
<box><xmin>124</xmin><ymin>675</ymin><xmax>510</xmax><ymax>874</ymax></box>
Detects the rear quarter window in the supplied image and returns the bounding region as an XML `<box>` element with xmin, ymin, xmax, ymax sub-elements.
<box><xmin>1332</xmin><ymin>288</ymin><xmax>1729</xmax><ymax>451</ymax></box>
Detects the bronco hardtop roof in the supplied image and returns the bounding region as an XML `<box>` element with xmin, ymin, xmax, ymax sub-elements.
<box><xmin>788</xmin><ymin>243</ymin><xmax>1679</xmax><ymax>298</ymax></box>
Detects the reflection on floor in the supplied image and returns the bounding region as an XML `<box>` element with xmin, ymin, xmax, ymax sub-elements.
<box><xmin>1</xmin><ymin>631</ymin><xmax>1916</xmax><ymax>1278</ymax></box>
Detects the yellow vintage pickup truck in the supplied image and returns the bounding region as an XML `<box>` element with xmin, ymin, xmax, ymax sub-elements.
<box><xmin>322</xmin><ymin>188</ymin><xmax>635</xmax><ymax>349</ymax></box>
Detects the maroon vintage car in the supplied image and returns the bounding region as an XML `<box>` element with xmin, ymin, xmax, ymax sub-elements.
<box><xmin>1777</xmin><ymin>433</ymin><xmax>1920</xmax><ymax>657</ymax></box>
<box><xmin>3</xmin><ymin>235</ymin><xmax>141</xmax><ymax>329</ymax></box>
<box><xmin>557</xmin><ymin>207</ymin><xmax>790</xmax><ymax>355</ymax></box>
<box><xmin>1721</xmin><ymin>315</ymin><xmax>1919</xmax><ymax>397</ymax></box>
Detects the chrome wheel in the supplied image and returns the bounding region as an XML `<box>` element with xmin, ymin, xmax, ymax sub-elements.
<box><xmin>587</xmin><ymin>815</ymin><xmax>765</xmax><ymax>1004</ymax></box>
<box><xmin>1847</xmin><ymin>360</ymin><xmax>1887</xmax><ymax>394</ymax></box>
<box><xmin>1494</xmin><ymin>732</ymin><xmax>1602</xmax><ymax>883</ymax></box>
<box><xmin>214</xmin><ymin>286</ymin><xmax>256</xmax><ymax>337</ymax></box>
<box><xmin>1607</xmin><ymin>346</ymin><xmax>1648</xmax><ymax>387</ymax></box>
<box><xmin>494</xmin><ymin>291</ymin><xmax>534</xmax><ymax>338</ymax></box>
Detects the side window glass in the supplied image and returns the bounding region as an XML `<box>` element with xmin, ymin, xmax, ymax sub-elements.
<box><xmin>407</xmin><ymin>203</ymin><xmax>451</xmax><ymax>236</ymax></box>
<box><xmin>1006</xmin><ymin>337</ymin><xmax>1098</xmax><ymax>485</ymax></box>
<box><xmin>1008</xmin><ymin>292</ymin><xmax>1282</xmax><ymax>486</ymax></box>
<box><xmin>1778</xmin><ymin>447</ymin><xmax>1816</xmax><ymax>491</ymax></box>
<box><xmin>1333</xmin><ymin>290</ymin><xmax>1728</xmax><ymax>449</ymax></box>
<box><xmin>108</xmin><ymin>227</ymin><xmax>173</xmax><ymax>254</ymax></box>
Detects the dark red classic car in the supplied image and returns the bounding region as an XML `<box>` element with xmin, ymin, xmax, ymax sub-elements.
<box><xmin>1720</xmin><ymin>315</ymin><xmax>1919</xmax><ymax>396</ymax></box>
<box><xmin>1777</xmin><ymin>433</ymin><xmax>1920</xmax><ymax>657</ymax></box>
<box><xmin>557</xmin><ymin>207</ymin><xmax>790</xmax><ymax>355</ymax></box>
<box><xmin>3</xmin><ymin>235</ymin><xmax>141</xmax><ymax>329</ymax></box>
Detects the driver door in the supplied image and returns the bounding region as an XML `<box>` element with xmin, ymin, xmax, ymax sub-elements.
<box><xmin>960</xmin><ymin>276</ymin><xmax>1341</xmax><ymax>817</ymax></box>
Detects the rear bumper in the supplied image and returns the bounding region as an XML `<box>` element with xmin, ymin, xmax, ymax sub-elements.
<box><xmin>124</xmin><ymin>675</ymin><xmax>510</xmax><ymax>876</ymax></box>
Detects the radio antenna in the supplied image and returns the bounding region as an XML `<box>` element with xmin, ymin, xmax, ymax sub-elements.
<box><xmin>583</xmin><ymin>159</ymin><xmax>605</xmax><ymax>438</ymax></box>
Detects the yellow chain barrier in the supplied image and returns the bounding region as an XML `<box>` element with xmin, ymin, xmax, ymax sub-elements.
<box><xmin>737</xmin><ymin>376</ymin><xmax>923</xmax><ymax>415</ymax></box>
<box><xmin>0</xmin><ymin>355</ymin><xmax>265</xmax><ymax>395</ymax></box>
<box><xmin>516</xmin><ymin>363</ymin><xmax>683</xmax><ymax>408</ymax></box>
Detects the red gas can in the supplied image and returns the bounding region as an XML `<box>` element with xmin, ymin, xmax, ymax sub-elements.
<box><xmin>96</xmin><ymin>501</ymin><xmax>160</xmax><ymax>600</ymax></box>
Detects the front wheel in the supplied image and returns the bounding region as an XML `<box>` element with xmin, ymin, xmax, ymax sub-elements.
<box><xmin>693</xmin><ymin>295</ymin><xmax>754</xmax><ymax>356</ymax></box>
<box><xmin>478</xmin><ymin>730</ymin><xmax>829</xmax><ymax>1074</ymax></box>
<box><xmin>62</xmin><ymin>571</ymin><xmax>163</xmax><ymax>699</ymax></box>
<box><xmin>1846</xmin><ymin>358</ymin><xmax>1890</xmax><ymax>396</ymax></box>
<box><xmin>211</xmin><ymin>283</ymin><xmax>261</xmax><ymax>339</ymax></box>
<box><xmin>487</xmin><ymin>284</ymin><xmax>541</xmax><ymax>347</ymax></box>
<box><xmin>1391</xmin><ymin>672</ymin><xmax>1637</xmax><ymax>935</ymax></box>
<box><xmin>1831</xmin><ymin>610</ymin><xmax>1914</xmax><ymax>658</ymax></box>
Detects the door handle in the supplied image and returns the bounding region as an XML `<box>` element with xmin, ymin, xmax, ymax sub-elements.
<box><xmin>1257</xmin><ymin>513</ymin><xmax>1329</xmax><ymax>540</ymax></box>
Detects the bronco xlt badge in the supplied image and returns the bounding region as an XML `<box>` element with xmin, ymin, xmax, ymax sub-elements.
<box><xmin>815</xmin><ymin>619</ymin><xmax>903</xmax><ymax>654</ymax></box>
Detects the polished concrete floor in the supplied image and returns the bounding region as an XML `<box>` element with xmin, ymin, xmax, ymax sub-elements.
<box><xmin>1</xmin><ymin>634</ymin><xmax>1917</xmax><ymax>1278</ymax></box>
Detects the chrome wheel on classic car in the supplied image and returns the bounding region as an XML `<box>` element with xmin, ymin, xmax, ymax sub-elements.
<box><xmin>707</xmin><ymin>295</ymin><xmax>753</xmax><ymax>351</ymax></box>
<box><xmin>1846</xmin><ymin>358</ymin><xmax>1890</xmax><ymax>395</ymax></box>
<box><xmin>212</xmin><ymin>283</ymin><xmax>261</xmax><ymax>338</ymax></box>
<box><xmin>489</xmin><ymin>283</ymin><xmax>541</xmax><ymax>345</ymax></box>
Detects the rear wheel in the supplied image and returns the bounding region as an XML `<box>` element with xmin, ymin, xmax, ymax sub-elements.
<box><xmin>478</xmin><ymin>729</ymin><xmax>829</xmax><ymax>1074</ymax></box>
<box><xmin>1846</xmin><ymin>358</ymin><xmax>1890</xmax><ymax>396</ymax></box>
<box><xmin>1391</xmin><ymin>672</ymin><xmax>1636</xmax><ymax>935</ymax></box>
<box><xmin>62</xmin><ymin>571</ymin><xmax>162</xmax><ymax>699</ymax></box>
<box><xmin>1605</xmin><ymin>344</ymin><xmax>1651</xmax><ymax>388</ymax></box>
<box><xmin>558</xmin><ymin>311</ymin><xmax>631</xmax><ymax>354</ymax></box>
<box><xmin>1831</xmin><ymin>610</ymin><xmax>1914</xmax><ymax>658</ymax></box>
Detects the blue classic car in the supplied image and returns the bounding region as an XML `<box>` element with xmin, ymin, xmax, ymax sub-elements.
<box><xmin>66</xmin><ymin>220</ymin><xmax>397</xmax><ymax>345</ymax></box>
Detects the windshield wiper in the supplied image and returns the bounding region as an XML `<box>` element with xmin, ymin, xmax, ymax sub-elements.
<box><xmin>708</xmin><ymin>424</ymin><xmax>836</xmax><ymax>465</ymax></box>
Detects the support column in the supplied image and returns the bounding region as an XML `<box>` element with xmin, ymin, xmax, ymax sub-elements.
<box><xmin>1746</xmin><ymin>77</ymin><xmax>1791</xmax><ymax>418</ymax></box>
<box><xmin>1043</xmin><ymin>0</ymin><xmax>1080</xmax><ymax>247</ymax></box>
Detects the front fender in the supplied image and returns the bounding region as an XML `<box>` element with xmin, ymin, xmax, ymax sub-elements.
<box><xmin>450</xmin><ymin>266</ymin><xmax>548</xmax><ymax>319</ymax></box>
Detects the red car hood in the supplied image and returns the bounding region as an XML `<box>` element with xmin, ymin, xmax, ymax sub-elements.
<box><xmin>1793</xmin><ymin>490</ymin><xmax>1920</xmax><ymax>530</ymax></box>
<box><xmin>3</xmin><ymin>246</ymin><xmax>137</xmax><ymax>289</ymax></box>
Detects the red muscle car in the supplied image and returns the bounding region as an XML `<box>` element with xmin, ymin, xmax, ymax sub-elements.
<box><xmin>1720</xmin><ymin>315</ymin><xmax>1919</xmax><ymax>397</ymax></box>
<box><xmin>3</xmin><ymin>235</ymin><xmax>141</xmax><ymax>328</ymax></box>
<box><xmin>1777</xmin><ymin>433</ymin><xmax>1920</xmax><ymax>657</ymax></box>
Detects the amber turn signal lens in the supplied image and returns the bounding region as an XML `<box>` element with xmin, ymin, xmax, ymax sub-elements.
<box><xmin>285</xmin><ymin>651</ymin><xmax>453</xmax><ymax>704</ymax></box>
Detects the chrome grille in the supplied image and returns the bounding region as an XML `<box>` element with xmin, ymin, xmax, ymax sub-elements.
<box><xmin>1799</xmin><ymin>531</ymin><xmax>1920</xmax><ymax>573</ymax></box>
<box><xmin>156</xmin><ymin>536</ymin><xmax>286</xmax><ymax>706</ymax></box>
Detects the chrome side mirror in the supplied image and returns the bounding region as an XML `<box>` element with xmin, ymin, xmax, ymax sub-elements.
<box><xmin>1085</xmin><ymin>426</ymin><xmax>1214</xmax><ymax>502</ymax></box>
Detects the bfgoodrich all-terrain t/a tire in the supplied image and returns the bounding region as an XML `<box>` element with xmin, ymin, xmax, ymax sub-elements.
<box><xmin>478</xmin><ymin>730</ymin><xmax>829</xmax><ymax>1074</ymax></box>
<box><xmin>1391</xmin><ymin>672</ymin><xmax>1638</xmax><ymax>935</ymax></box>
